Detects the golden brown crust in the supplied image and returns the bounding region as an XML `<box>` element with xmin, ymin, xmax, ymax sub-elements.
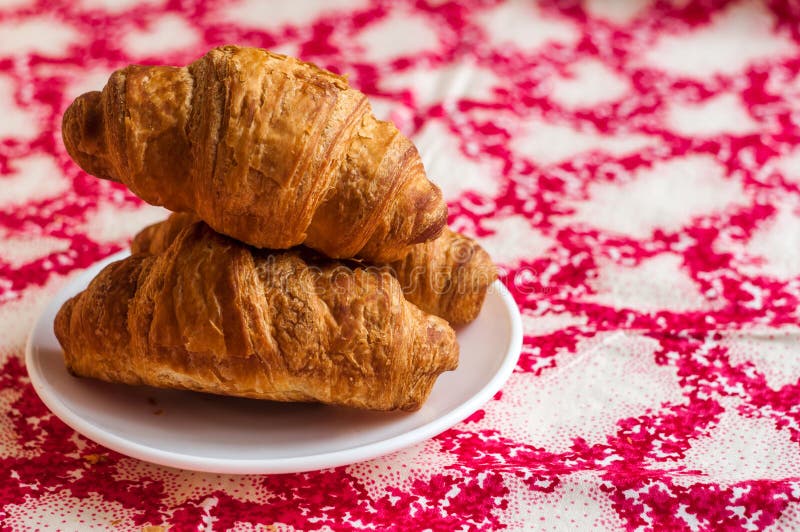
<box><xmin>130</xmin><ymin>212</ymin><xmax>196</xmax><ymax>255</ymax></box>
<box><xmin>129</xmin><ymin>212</ymin><xmax>182</xmax><ymax>254</ymax></box>
<box><xmin>390</xmin><ymin>228</ymin><xmax>497</xmax><ymax>325</ymax></box>
<box><xmin>134</xmin><ymin>214</ymin><xmax>496</xmax><ymax>326</ymax></box>
<box><xmin>62</xmin><ymin>45</ymin><xmax>446</xmax><ymax>262</ymax></box>
<box><xmin>55</xmin><ymin>221</ymin><xmax>458</xmax><ymax>411</ymax></box>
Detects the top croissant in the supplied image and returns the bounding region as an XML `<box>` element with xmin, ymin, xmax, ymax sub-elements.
<box><xmin>62</xmin><ymin>45</ymin><xmax>447</xmax><ymax>262</ymax></box>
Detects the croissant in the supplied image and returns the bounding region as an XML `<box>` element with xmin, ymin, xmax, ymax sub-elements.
<box><xmin>55</xmin><ymin>221</ymin><xmax>459</xmax><ymax>411</ymax></box>
<box><xmin>390</xmin><ymin>229</ymin><xmax>496</xmax><ymax>325</ymax></box>
<box><xmin>62</xmin><ymin>45</ymin><xmax>446</xmax><ymax>263</ymax></box>
<box><xmin>134</xmin><ymin>214</ymin><xmax>496</xmax><ymax>325</ymax></box>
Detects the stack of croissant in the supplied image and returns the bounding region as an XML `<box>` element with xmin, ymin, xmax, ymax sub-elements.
<box><xmin>55</xmin><ymin>46</ymin><xmax>496</xmax><ymax>412</ymax></box>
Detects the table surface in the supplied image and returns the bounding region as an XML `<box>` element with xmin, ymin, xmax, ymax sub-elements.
<box><xmin>2</xmin><ymin>0</ymin><xmax>800</xmax><ymax>530</ymax></box>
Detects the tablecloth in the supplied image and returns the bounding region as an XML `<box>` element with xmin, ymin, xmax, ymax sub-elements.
<box><xmin>2</xmin><ymin>0</ymin><xmax>800</xmax><ymax>529</ymax></box>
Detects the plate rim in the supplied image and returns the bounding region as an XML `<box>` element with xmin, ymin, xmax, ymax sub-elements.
<box><xmin>26</xmin><ymin>251</ymin><xmax>523</xmax><ymax>474</ymax></box>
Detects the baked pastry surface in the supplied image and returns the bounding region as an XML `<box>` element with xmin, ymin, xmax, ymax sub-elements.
<box><xmin>134</xmin><ymin>214</ymin><xmax>496</xmax><ymax>325</ymax></box>
<box><xmin>62</xmin><ymin>45</ymin><xmax>446</xmax><ymax>262</ymax></box>
<box><xmin>56</xmin><ymin>221</ymin><xmax>459</xmax><ymax>411</ymax></box>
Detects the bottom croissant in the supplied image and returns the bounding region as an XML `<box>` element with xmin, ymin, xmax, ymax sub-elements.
<box><xmin>54</xmin><ymin>222</ymin><xmax>459</xmax><ymax>411</ymax></box>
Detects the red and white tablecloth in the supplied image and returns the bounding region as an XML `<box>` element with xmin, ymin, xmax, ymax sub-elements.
<box><xmin>3</xmin><ymin>0</ymin><xmax>800</xmax><ymax>529</ymax></box>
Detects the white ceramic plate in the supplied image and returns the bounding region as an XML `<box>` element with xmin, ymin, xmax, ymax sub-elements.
<box><xmin>26</xmin><ymin>251</ymin><xmax>522</xmax><ymax>474</ymax></box>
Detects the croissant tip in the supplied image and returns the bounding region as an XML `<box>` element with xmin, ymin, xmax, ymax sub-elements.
<box><xmin>62</xmin><ymin>91</ymin><xmax>97</xmax><ymax>147</ymax></box>
<box><xmin>62</xmin><ymin>91</ymin><xmax>117</xmax><ymax>181</ymax></box>
<box><xmin>53</xmin><ymin>296</ymin><xmax>75</xmax><ymax>355</ymax></box>
<box><xmin>410</xmin><ymin>198</ymin><xmax>448</xmax><ymax>245</ymax></box>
